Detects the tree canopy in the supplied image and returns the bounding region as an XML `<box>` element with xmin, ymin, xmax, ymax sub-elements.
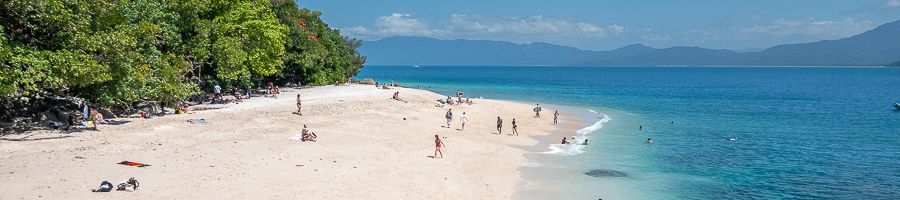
<box><xmin>0</xmin><ymin>0</ymin><xmax>364</xmax><ymax>112</ymax></box>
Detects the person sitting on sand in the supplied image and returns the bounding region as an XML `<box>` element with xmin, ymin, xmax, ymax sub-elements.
<box><xmin>434</xmin><ymin>135</ymin><xmax>446</xmax><ymax>159</ymax></box>
<box><xmin>301</xmin><ymin>125</ymin><xmax>317</xmax><ymax>142</ymax></box>
<box><xmin>91</xmin><ymin>110</ymin><xmax>107</xmax><ymax>124</ymax></box>
<box><xmin>646</xmin><ymin>137</ymin><xmax>653</xmax><ymax>144</ymax></box>
<box><xmin>466</xmin><ymin>98</ymin><xmax>473</xmax><ymax>105</ymax></box>
<box><xmin>496</xmin><ymin>117</ymin><xmax>503</xmax><ymax>134</ymax></box>
<box><xmin>232</xmin><ymin>88</ymin><xmax>243</xmax><ymax>104</ymax></box>
<box><xmin>296</xmin><ymin>94</ymin><xmax>302</xmax><ymax>116</ymax></box>
<box><xmin>392</xmin><ymin>91</ymin><xmax>405</xmax><ymax>102</ymax></box>
<box><xmin>512</xmin><ymin>118</ymin><xmax>518</xmax><ymax>136</ymax></box>
<box><xmin>274</xmin><ymin>86</ymin><xmax>280</xmax><ymax>94</ymax></box>
<box><xmin>561</xmin><ymin>137</ymin><xmax>569</xmax><ymax>144</ymax></box>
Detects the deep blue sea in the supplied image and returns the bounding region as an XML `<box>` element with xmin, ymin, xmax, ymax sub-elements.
<box><xmin>356</xmin><ymin>66</ymin><xmax>900</xmax><ymax>200</ymax></box>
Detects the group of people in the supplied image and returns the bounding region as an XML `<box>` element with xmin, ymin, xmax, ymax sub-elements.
<box><xmin>561</xmin><ymin>136</ymin><xmax>589</xmax><ymax>145</ymax></box>
<box><xmin>495</xmin><ymin>117</ymin><xmax>519</xmax><ymax>136</ymax></box>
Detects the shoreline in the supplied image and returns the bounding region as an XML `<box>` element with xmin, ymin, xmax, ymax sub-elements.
<box><xmin>0</xmin><ymin>85</ymin><xmax>579</xmax><ymax>199</ymax></box>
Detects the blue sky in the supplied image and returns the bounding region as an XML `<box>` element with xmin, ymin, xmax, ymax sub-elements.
<box><xmin>300</xmin><ymin>0</ymin><xmax>900</xmax><ymax>51</ymax></box>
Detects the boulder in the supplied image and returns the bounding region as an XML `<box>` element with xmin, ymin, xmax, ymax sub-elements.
<box><xmin>357</xmin><ymin>78</ymin><xmax>376</xmax><ymax>85</ymax></box>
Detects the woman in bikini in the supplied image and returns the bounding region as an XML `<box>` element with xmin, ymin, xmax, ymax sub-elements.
<box><xmin>512</xmin><ymin>118</ymin><xmax>518</xmax><ymax>136</ymax></box>
<box><xmin>496</xmin><ymin>117</ymin><xmax>503</xmax><ymax>134</ymax></box>
<box><xmin>434</xmin><ymin>135</ymin><xmax>446</xmax><ymax>159</ymax></box>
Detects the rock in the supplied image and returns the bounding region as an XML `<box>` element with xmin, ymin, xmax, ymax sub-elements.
<box><xmin>358</xmin><ymin>78</ymin><xmax>376</xmax><ymax>85</ymax></box>
<box><xmin>585</xmin><ymin>169</ymin><xmax>628</xmax><ymax>178</ymax></box>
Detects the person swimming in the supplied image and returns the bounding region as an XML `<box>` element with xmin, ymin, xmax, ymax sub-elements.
<box><xmin>646</xmin><ymin>137</ymin><xmax>653</xmax><ymax>144</ymax></box>
<box><xmin>582</xmin><ymin>139</ymin><xmax>589</xmax><ymax>145</ymax></box>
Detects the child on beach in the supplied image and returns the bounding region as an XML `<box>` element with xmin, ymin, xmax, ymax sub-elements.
<box><xmin>496</xmin><ymin>117</ymin><xmax>503</xmax><ymax>134</ymax></box>
<box><xmin>460</xmin><ymin>112</ymin><xmax>468</xmax><ymax>131</ymax></box>
<box><xmin>445</xmin><ymin>109</ymin><xmax>453</xmax><ymax>128</ymax></box>
<box><xmin>512</xmin><ymin>118</ymin><xmax>518</xmax><ymax>136</ymax></box>
<box><xmin>434</xmin><ymin>135</ymin><xmax>446</xmax><ymax>159</ymax></box>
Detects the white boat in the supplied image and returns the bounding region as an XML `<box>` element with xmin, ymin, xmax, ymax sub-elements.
<box><xmin>412</xmin><ymin>65</ymin><xmax>421</xmax><ymax>68</ymax></box>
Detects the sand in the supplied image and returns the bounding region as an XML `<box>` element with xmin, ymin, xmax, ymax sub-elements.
<box><xmin>0</xmin><ymin>85</ymin><xmax>583</xmax><ymax>199</ymax></box>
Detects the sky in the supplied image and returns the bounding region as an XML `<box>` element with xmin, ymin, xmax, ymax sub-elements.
<box><xmin>299</xmin><ymin>0</ymin><xmax>900</xmax><ymax>51</ymax></box>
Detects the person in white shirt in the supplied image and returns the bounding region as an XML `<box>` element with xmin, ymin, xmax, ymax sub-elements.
<box><xmin>459</xmin><ymin>112</ymin><xmax>468</xmax><ymax>131</ymax></box>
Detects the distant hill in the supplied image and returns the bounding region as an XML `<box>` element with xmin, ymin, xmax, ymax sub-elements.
<box><xmin>360</xmin><ymin>19</ymin><xmax>900</xmax><ymax>66</ymax></box>
<box><xmin>359</xmin><ymin>37</ymin><xmax>656</xmax><ymax>66</ymax></box>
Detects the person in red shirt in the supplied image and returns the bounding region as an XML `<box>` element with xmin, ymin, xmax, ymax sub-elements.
<box><xmin>434</xmin><ymin>135</ymin><xmax>446</xmax><ymax>159</ymax></box>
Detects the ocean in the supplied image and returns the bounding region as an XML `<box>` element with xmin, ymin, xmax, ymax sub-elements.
<box><xmin>356</xmin><ymin>66</ymin><xmax>900</xmax><ymax>200</ymax></box>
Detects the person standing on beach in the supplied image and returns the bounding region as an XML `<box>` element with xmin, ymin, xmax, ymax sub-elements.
<box><xmin>445</xmin><ymin>109</ymin><xmax>453</xmax><ymax>128</ymax></box>
<box><xmin>460</xmin><ymin>112</ymin><xmax>468</xmax><ymax>131</ymax></box>
<box><xmin>512</xmin><ymin>118</ymin><xmax>518</xmax><ymax>136</ymax></box>
<box><xmin>434</xmin><ymin>135</ymin><xmax>446</xmax><ymax>158</ymax></box>
<box><xmin>553</xmin><ymin>110</ymin><xmax>559</xmax><ymax>125</ymax></box>
<box><xmin>496</xmin><ymin>117</ymin><xmax>503</xmax><ymax>134</ymax></box>
<box><xmin>534</xmin><ymin>104</ymin><xmax>542</xmax><ymax>118</ymax></box>
<box><xmin>296</xmin><ymin>94</ymin><xmax>302</xmax><ymax>116</ymax></box>
<box><xmin>213</xmin><ymin>84</ymin><xmax>222</xmax><ymax>104</ymax></box>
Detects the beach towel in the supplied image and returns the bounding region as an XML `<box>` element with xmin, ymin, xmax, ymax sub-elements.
<box><xmin>117</xmin><ymin>161</ymin><xmax>151</xmax><ymax>167</ymax></box>
<box><xmin>289</xmin><ymin>134</ymin><xmax>303</xmax><ymax>141</ymax></box>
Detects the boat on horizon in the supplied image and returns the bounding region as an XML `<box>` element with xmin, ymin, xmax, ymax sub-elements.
<box><xmin>413</xmin><ymin>65</ymin><xmax>421</xmax><ymax>68</ymax></box>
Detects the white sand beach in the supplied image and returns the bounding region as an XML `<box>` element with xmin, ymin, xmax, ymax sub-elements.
<box><xmin>0</xmin><ymin>85</ymin><xmax>583</xmax><ymax>199</ymax></box>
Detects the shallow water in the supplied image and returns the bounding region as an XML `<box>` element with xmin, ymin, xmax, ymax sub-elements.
<box><xmin>357</xmin><ymin>66</ymin><xmax>900</xmax><ymax>199</ymax></box>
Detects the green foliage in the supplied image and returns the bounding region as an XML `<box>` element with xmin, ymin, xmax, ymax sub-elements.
<box><xmin>271</xmin><ymin>0</ymin><xmax>365</xmax><ymax>85</ymax></box>
<box><xmin>0</xmin><ymin>0</ymin><xmax>363</xmax><ymax>113</ymax></box>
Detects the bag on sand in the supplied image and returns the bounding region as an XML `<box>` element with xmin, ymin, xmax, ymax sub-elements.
<box><xmin>92</xmin><ymin>181</ymin><xmax>113</xmax><ymax>192</ymax></box>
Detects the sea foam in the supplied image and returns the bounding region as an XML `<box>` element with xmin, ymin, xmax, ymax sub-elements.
<box><xmin>541</xmin><ymin>113</ymin><xmax>610</xmax><ymax>156</ymax></box>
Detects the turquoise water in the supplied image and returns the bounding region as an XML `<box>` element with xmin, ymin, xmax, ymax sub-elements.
<box><xmin>356</xmin><ymin>66</ymin><xmax>900</xmax><ymax>199</ymax></box>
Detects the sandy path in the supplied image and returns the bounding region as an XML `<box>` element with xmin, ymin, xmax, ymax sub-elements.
<box><xmin>0</xmin><ymin>85</ymin><xmax>580</xmax><ymax>199</ymax></box>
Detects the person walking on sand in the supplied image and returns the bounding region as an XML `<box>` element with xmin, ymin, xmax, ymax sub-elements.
<box><xmin>534</xmin><ymin>104</ymin><xmax>542</xmax><ymax>118</ymax></box>
<box><xmin>512</xmin><ymin>118</ymin><xmax>519</xmax><ymax>136</ymax></box>
<box><xmin>496</xmin><ymin>117</ymin><xmax>503</xmax><ymax>134</ymax></box>
<box><xmin>460</xmin><ymin>112</ymin><xmax>468</xmax><ymax>131</ymax></box>
<box><xmin>553</xmin><ymin>110</ymin><xmax>559</xmax><ymax>125</ymax></box>
<box><xmin>434</xmin><ymin>135</ymin><xmax>446</xmax><ymax>159</ymax></box>
<box><xmin>295</xmin><ymin>94</ymin><xmax>302</xmax><ymax>116</ymax></box>
<box><xmin>445</xmin><ymin>109</ymin><xmax>453</xmax><ymax>128</ymax></box>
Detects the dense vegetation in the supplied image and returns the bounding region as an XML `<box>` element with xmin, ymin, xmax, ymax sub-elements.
<box><xmin>0</xmin><ymin>0</ymin><xmax>364</xmax><ymax>124</ymax></box>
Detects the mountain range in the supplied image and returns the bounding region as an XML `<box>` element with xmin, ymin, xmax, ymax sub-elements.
<box><xmin>359</xmin><ymin>19</ymin><xmax>900</xmax><ymax>66</ymax></box>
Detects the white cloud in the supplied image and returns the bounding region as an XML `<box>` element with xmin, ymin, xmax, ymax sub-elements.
<box><xmin>341</xmin><ymin>13</ymin><xmax>448</xmax><ymax>38</ymax></box>
<box><xmin>607</xmin><ymin>24</ymin><xmax>625</xmax><ymax>34</ymax></box>
<box><xmin>342</xmin><ymin>12</ymin><xmax>622</xmax><ymax>43</ymax></box>
<box><xmin>735</xmin><ymin>18</ymin><xmax>875</xmax><ymax>39</ymax></box>
<box><xmin>447</xmin><ymin>14</ymin><xmax>609</xmax><ymax>37</ymax></box>
<box><xmin>885</xmin><ymin>0</ymin><xmax>900</xmax><ymax>8</ymax></box>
